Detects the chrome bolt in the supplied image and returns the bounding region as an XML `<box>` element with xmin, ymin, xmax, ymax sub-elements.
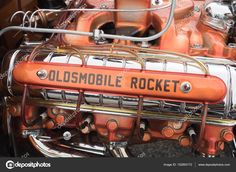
<box><xmin>228</xmin><ymin>43</ymin><xmax>236</xmax><ymax>49</ymax></box>
<box><xmin>181</xmin><ymin>82</ymin><xmax>192</xmax><ymax>93</ymax></box>
<box><xmin>36</xmin><ymin>69</ymin><xmax>48</xmax><ymax>80</ymax></box>
<box><xmin>152</xmin><ymin>0</ymin><xmax>160</xmax><ymax>5</ymax></box>
<box><xmin>63</xmin><ymin>131</ymin><xmax>72</xmax><ymax>141</ymax></box>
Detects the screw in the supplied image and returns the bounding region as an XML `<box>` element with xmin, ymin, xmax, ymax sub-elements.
<box><xmin>181</xmin><ymin>82</ymin><xmax>192</xmax><ymax>93</ymax></box>
<box><xmin>36</xmin><ymin>69</ymin><xmax>48</xmax><ymax>80</ymax></box>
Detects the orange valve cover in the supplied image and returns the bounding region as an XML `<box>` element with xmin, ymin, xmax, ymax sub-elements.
<box><xmin>13</xmin><ymin>62</ymin><xmax>227</xmax><ymax>104</ymax></box>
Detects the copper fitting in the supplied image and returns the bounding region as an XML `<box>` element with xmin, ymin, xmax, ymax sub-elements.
<box><xmin>55</xmin><ymin>114</ymin><xmax>65</xmax><ymax>125</ymax></box>
<box><xmin>143</xmin><ymin>132</ymin><xmax>151</xmax><ymax>142</ymax></box>
<box><xmin>178</xmin><ymin>136</ymin><xmax>191</xmax><ymax>147</ymax></box>
<box><xmin>221</xmin><ymin>129</ymin><xmax>234</xmax><ymax>142</ymax></box>
<box><xmin>45</xmin><ymin>120</ymin><xmax>55</xmax><ymax>129</ymax></box>
<box><xmin>106</xmin><ymin>120</ymin><xmax>118</xmax><ymax>132</ymax></box>
<box><xmin>161</xmin><ymin>126</ymin><xmax>174</xmax><ymax>138</ymax></box>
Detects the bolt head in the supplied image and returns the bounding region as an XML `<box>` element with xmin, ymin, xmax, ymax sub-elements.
<box><xmin>221</xmin><ymin>130</ymin><xmax>234</xmax><ymax>142</ymax></box>
<box><xmin>55</xmin><ymin>114</ymin><xmax>65</xmax><ymax>125</ymax></box>
<box><xmin>63</xmin><ymin>131</ymin><xmax>72</xmax><ymax>141</ymax></box>
<box><xmin>179</xmin><ymin>136</ymin><xmax>191</xmax><ymax>147</ymax></box>
<box><xmin>161</xmin><ymin>126</ymin><xmax>174</xmax><ymax>138</ymax></box>
<box><xmin>228</xmin><ymin>43</ymin><xmax>236</xmax><ymax>48</ymax></box>
<box><xmin>181</xmin><ymin>82</ymin><xmax>192</xmax><ymax>93</ymax></box>
<box><xmin>106</xmin><ymin>120</ymin><xmax>118</xmax><ymax>131</ymax></box>
<box><xmin>36</xmin><ymin>69</ymin><xmax>48</xmax><ymax>80</ymax></box>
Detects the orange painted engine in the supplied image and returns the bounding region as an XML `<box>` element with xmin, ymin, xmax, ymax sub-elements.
<box><xmin>0</xmin><ymin>0</ymin><xmax>236</xmax><ymax>157</ymax></box>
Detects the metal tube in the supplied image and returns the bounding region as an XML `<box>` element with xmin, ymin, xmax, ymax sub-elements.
<box><xmin>196</xmin><ymin>104</ymin><xmax>208</xmax><ymax>149</ymax></box>
<box><xmin>29</xmin><ymin>135</ymin><xmax>106</xmax><ymax>157</ymax></box>
<box><xmin>7</xmin><ymin>97</ymin><xmax>236</xmax><ymax>127</ymax></box>
<box><xmin>99</xmin><ymin>0</ymin><xmax>175</xmax><ymax>42</ymax></box>
<box><xmin>29</xmin><ymin>2</ymin><xmax>172</xmax><ymax>24</ymax></box>
<box><xmin>21</xmin><ymin>85</ymin><xmax>42</xmax><ymax>127</ymax></box>
<box><xmin>0</xmin><ymin>26</ymin><xmax>94</xmax><ymax>37</ymax></box>
<box><xmin>0</xmin><ymin>0</ymin><xmax>175</xmax><ymax>42</ymax></box>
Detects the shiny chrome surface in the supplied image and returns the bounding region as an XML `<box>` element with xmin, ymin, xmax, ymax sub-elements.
<box><xmin>29</xmin><ymin>135</ymin><xmax>107</xmax><ymax>157</ymax></box>
<box><xmin>7</xmin><ymin>97</ymin><xmax>236</xmax><ymax>126</ymax></box>
<box><xmin>109</xmin><ymin>147</ymin><xmax>130</xmax><ymax>158</ymax></box>
<box><xmin>108</xmin><ymin>142</ymin><xmax>131</xmax><ymax>158</ymax></box>
<box><xmin>2</xmin><ymin>48</ymin><xmax>236</xmax><ymax>119</ymax></box>
<box><xmin>201</xmin><ymin>0</ymin><xmax>235</xmax><ymax>33</ymax></box>
<box><xmin>7</xmin><ymin>50</ymin><xmax>21</xmax><ymax>96</ymax></box>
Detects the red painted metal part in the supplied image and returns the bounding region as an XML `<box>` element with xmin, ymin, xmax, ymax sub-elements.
<box><xmin>13</xmin><ymin>61</ymin><xmax>227</xmax><ymax>104</ymax></box>
<box><xmin>197</xmin><ymin>125</ymin><xmax>234</xmax><ymax>155</ymax></box>
<box><xmin>62</xmin><ymin>0</ymin><xmax>236</xmax><ymax>58</ymax></box>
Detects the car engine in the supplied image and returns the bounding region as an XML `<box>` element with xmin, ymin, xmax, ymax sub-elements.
<box><xmin>0</xmin><ymin>0</ymin><xmax>236</xmax><ymax>157</ymax></box>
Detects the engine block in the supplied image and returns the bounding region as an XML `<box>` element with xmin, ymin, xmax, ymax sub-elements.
<box><xmin>0</xmin><ymin>0</ymin><xmax>236</xmax><ymax>157</ymax></box>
